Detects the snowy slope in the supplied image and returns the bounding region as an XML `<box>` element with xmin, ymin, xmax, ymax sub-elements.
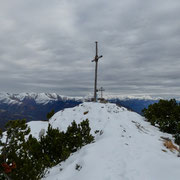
<box><xmin>28</xmin><ymin>102</ymin><xmax>180</xmax><ymax>180</ymax></box>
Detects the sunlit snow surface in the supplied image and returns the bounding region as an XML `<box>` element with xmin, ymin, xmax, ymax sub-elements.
<box><xmin>28</xmin><ymin>102</ymin><xmax>180</xmax><ymax>180</ymax></box>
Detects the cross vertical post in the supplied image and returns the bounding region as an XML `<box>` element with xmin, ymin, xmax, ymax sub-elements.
<box><xmin>92</xmin><ymin>41</ymin><xmax>103</xmax><ymax>102</ymax></box>
<box><xmin>99</xmin><ymin>87</ymin><xmax>105</xmax><ymax>99</ymax></box>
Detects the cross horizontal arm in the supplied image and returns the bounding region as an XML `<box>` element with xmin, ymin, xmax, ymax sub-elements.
<box><xmin>91</xmin><ymin>55</ymin><xmax>103</xmax><ymax>62</ymax></box>
<box><xmin>99</xmin><ymin>87</ymin><xmax>105</xmax><ymax>91</ymax></box>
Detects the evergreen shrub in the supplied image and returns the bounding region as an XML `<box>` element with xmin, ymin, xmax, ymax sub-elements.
<box><xmin>142</xmin><ymin>99</ymin><xmax>180</xmax><ymax>144</ymax></box>
<box><xmin>0</xmin><ymin>118</ymin><xmax>94</xmax><ymax>179</ymax></box>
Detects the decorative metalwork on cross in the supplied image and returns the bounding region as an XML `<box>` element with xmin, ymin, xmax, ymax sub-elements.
<box><xmin>99</xmin><ymin>87</ymin><xmax>105</xmax><ymax>99</ymax></box>
<box><xmin>91</xmin><ymin>41</ymin><xmax>103</xmax><ymax>102</ymax></box>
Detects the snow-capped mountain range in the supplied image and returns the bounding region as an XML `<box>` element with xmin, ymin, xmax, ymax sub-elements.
<box><xmin>0</xmin><ymin>93</ymin><xmax>83</xmax><ymax>130</ymax></box>
<box><xmin>27</xmin><ymin>102</ymin><xmax>180</xmax><ymax>180</ymax></box>
<box><xmin>0</xmin><ymin>92</ymin><xmax>161</xmax><ymax>129</ymax></box>
<box><xmin>0</xmin><ymin>93</ymin><xmax>82</xmax><ymax>105</ymax></box>
<box><xmin>0</xmin><ymin>92</ymin><xmax>160</xmax><ymax>105</ymax></box>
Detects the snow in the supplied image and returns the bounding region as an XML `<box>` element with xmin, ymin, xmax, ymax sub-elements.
<box><xmin>27</xmin><ymin>102</ymin><xmax>180</xmax><ymax>180</ymax></box>
<box><xmin>27</xmin><ymin>121</ymin><xmax>49</xmax><ymax>139</ymax></box>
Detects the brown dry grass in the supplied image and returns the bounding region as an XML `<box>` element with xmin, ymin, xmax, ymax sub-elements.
<box><xmin>83</xmin><ymin>111</ymin><xmax>89</xmax><ymax>115</ymax></box>
<box><xmin>163</xmin><ymin>140</ymin><xmax>179</xmax><ymax>151</ymax></box>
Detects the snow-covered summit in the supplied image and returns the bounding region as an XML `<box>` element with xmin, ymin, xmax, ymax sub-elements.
<box><xmin>0</xmin><ymin>93</ymin><xmax>82</xmax><ymax>105</ymax></box>
<box><xmin>28</xmin><ymin>102</ymin><xmax>180</xmax><ymax>180</ymax></box>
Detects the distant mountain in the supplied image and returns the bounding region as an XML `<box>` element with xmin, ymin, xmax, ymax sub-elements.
<box><xmin>0</xmin><ymin>93</ymin><xmax>82</xmax><ymax>129</ymax></box>
<box><xmin>108</xmin><ymin>98</ymin><xmax>159</xmax><ymax>114</ymax></box>
<box><xmin>0</xmin><ymin>93</ymin><xmax>159</xmax><ymax>129</ymax></box>
<box><xmin>85</xmin><ymin>94</ymin><xmax>160</xmax><ymax>114</ymax></box>
<box><xmin>0</xmin><ymin>92</ymin><xmax>82</xmax><ymax>105</ymax></box>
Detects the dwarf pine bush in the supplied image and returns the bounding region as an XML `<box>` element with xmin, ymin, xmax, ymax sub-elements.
<box><xmin>143</xmin><ymin>99</ymin><xmax>180</xmax><ymax>144</ymax></box>
<box><xmin>0</xmin><ymin>118</ymin><xmax>94</xmax><ymax>179</ymax></box>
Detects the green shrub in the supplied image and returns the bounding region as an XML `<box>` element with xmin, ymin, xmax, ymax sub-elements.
<box><xmin>40</xmin><ymin>119</ymin><xmax>94</xmax><ymax>166</ymax></box>
<box><xmin>0</xmin><ymin>118</ymin><xmax>94</xmax><ymax>179</ymax></box>
<box><xmin>143</xmin><ymin>99</ymin><xmax>180</xmax><ymax>143</ymax></box>
<box><xmin>66</xmin><ymin>119</ymin><xmax>94</xmax><ymax>153</ymax></box>
<box><xmin>40</xmin><ymin>125</ymin><xmax>69</xmax><ymax>167</ymax></box>
<box><xmin>46</xmin><ymin>109</ymin><xmax>55</xmax><ymax>121</ymax></box>
<box><xmin>0</xmin><ymin>119</ymin><xmax>45</xmax><ymax>180</ymax></box>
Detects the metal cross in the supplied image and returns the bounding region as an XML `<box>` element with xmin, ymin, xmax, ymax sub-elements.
<box><xmin>92</xmin><ymin>41</ymin><xmax>103</xmax><ymax>102</ymax></box>
<box><xmin>99</xmin><ymin>87</ymin><xmax>105</xmax><ymax>99</ymax></box>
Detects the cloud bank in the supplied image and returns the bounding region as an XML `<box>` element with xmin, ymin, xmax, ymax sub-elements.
<box><xmin>0</xmin><ymin>0</ymin><xmax>180</xmax><ymax>98</ymax></box>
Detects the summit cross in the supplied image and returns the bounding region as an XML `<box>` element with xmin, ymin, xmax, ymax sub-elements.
<box><xmin>91</xmin><ymin>41</ymin><xmax>103</xmax><ymax>102</ymax></box>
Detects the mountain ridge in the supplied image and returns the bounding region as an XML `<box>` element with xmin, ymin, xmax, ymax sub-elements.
<box><xmin>27</xmin><ymin>102</ymin><xmax>180</xmax><ymax>180</ymax></box>
<box><xmin>0</xmin><ymin>92</ymin><xmax>160</xmax><ymax>105</ymax></box>
<box><xmin>0</xmin><ymin>93</ymin><xmax>161</xmax><ymax>129</ymax></box>
<box><xmin>0</xmin><ymin>92</ymin><xmax>82</xmax><ymax>105</ymax></box>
